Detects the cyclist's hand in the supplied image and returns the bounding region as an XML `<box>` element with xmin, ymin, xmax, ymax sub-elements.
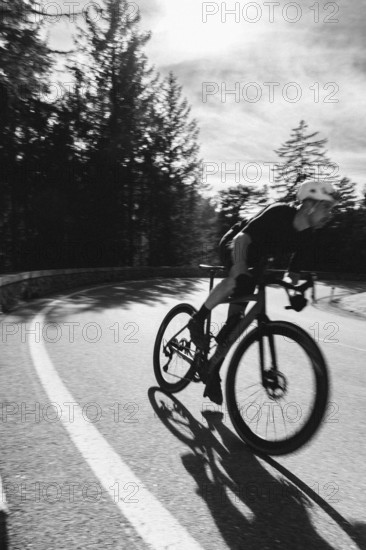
<box><xmin>286</xmin><ymin>294</ymin><xmax>308</xmax><ymax>312</ymax></box>
<box><xmin>284</xmin><ymin>271</ymin><xmax>300</xmax><ymax>286</ymax></box>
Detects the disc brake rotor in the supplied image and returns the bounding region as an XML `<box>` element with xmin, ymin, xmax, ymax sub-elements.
<box><xmin>263</xmin><ymin>370</ymin><xmax>287</xmax><ymax>399</ymax></box>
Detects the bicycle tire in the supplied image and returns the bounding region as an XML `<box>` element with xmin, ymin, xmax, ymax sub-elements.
<box><xmin>153</xmin><ymin>303</ymin><xmax>197</xmax><ymax>393</ymax></box>
<box><xmin>226</xmin><ymin>320</ymin><xmax>329</xmax><ymax>455</ymax></box>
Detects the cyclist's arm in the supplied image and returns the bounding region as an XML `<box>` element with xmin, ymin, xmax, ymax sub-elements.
<box><xmin>287</xmin><ymin>229</ymin><xmax>316</xmax><ymax>285</ymax></box>
<box><xmin>229</xmin><ymin>232</ymin><xmax>252</xmax><ymax>278</ymax></box>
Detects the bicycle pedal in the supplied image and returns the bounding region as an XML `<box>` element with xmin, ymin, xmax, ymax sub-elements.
<box><xmin>191</xmin><ymin>352</ymin><xmax>208</xmax><ymax>383</ymax></box>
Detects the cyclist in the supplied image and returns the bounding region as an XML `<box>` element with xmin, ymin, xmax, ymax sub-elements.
<box><xmin>188</xmin><ymin>179</ymin><xmax>338</xmax><ymax>404</ymax></box>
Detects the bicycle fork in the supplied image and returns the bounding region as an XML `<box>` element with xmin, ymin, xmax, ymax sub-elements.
<box><xmin>258</xmin><ymin>316</ymin><xmax>287</xmax><ymax>399</ymax></box>
<box><xmin>258</xmin><ymin>315</ymin><xmax>277</xmax><ymax>371</ymax></box>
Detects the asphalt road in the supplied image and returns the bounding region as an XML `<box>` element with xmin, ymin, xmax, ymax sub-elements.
<box><xmin>0</xmin><ymin>277</ymin><xmax>365</xmax><ymax>550</ymax></box>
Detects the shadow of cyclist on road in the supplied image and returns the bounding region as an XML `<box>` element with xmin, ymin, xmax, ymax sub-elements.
<box><xmin>148</xmin><ymin>387</ymin><xmax>363</xmax><ymax>550</ymax></box>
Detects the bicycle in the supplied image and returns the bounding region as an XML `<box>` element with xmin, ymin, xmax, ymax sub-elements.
<box><xmin>153</xmin><ymin>264</ymin><xmax>329</xmax><ymax>455</ymax></box>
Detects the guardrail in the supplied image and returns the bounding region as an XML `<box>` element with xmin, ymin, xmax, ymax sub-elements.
<box><xmin>0</xmin><ymin>267</ymin><xmax>365</xmax><ymax>314</ymax></box>
<box><xmin>0</xmin><ymin>266</ymin><xmax>206</xmax><ymax>313</ymax></box>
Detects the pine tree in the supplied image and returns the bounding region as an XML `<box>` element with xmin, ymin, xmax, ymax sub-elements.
<box><xmin>145</xmin><ymin>72</ymin><xmax>203</xmax><ymax>265</ymax></box>
<box><xmin>0</xmin><ymin>0</ymin><xmax>53</xmax><ymax>270</ymax></box>
<box><xmin>215</xmin><ymin>184</ymin><xmax>268</xmax><ymax>236</ymax></box>
<box><xmin>68</xmin><ymin>0</ymin><xmax>155</xmax><ymax>266</ymax></box>
<box><xmin>362</xmin><ymin>186</ymin><xmax>366</xmax><ymax>209</ymax></box>
<box><xmin>272</xmin><ymin>120</ymin><xmax>338</xmax><ymax>203</ymax></box>
<box><xmin>186</xmin><ymin>194</ymin><xmax>219</xmax><ymax>266</ymax></box>
<box><xmin>333</xmin><ymin>177</ymin><xmax>359</xmax><ymax>213</ymax></box>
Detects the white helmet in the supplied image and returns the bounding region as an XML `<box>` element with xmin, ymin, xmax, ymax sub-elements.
<box><xmin>297</xmin><ymin>180</ymin><xmax>338</xmax><ymax>203</ymax></box>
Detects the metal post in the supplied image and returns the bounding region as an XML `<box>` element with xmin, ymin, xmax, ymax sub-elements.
<box><xmin>312</xmin><ymin>272</ymin><xmax>317</xmax><ymax>303</ymax></box>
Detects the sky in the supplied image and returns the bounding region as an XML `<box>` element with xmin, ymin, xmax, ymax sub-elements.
<box><xmin>48</xmin><ymin>0</ymin><xmax>366</xmax><ymax>196</ymax></box>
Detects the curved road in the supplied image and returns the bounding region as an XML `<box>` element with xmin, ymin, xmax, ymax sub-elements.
<box><xmin>0</xmin><ymin>278</ymin><xmax>365</xmax><ymax>550</ymax></box>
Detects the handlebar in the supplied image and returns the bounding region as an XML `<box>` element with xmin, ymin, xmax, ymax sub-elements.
<box><xmin>263</xmin><ymin>272</ymin><xmax>314</xmax><ymax>312</ymax></box>
<box><xmin>198</xmin><ymin>265</ymin><xmax>315</xmax><ymax>311</ymax></box>
<box><xmin>267</xmin><ymin>273</ymin><xmax>314</xmax><ymax>293</ymax></box>
<box><xmin>277</xmin><ymin>273</ymin><xmax>314</xmax><ymax>294</ymax></box>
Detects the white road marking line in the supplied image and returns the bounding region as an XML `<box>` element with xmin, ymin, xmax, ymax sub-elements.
<box><xmin>28</xmin><ymin>293</ymin><xmax>204</xmax><ymax>550</ymax></box>
<box><xmin>318</xmin><ymin>339</ymin><xmax>366</xmax><ymax>353</ymax></box>
<box><xmin>337</xmin><ymin>342</ymin><xmax>366</xmax><ymax>353</ymax></box>
<box><xmin>0</xmin><ymin>474</ymin><xmax>9</xmax><ymax>514</ymax></box>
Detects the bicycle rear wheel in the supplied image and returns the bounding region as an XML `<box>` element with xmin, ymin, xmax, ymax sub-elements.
<box><xmin>226</xmin><ymin>321</ymin><xmax>329</xmax><ymax>455</ymax></box>
<box><xmin>153</xmin><ymin>303</ymin><xmax>198</xmax><ymax>393</ymax></box>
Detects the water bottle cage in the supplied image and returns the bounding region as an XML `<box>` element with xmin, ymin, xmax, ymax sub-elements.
<box><xmin>285</xmin><ymin>294</ymin><xmax>308</xmax><ymax>312</ymax></box>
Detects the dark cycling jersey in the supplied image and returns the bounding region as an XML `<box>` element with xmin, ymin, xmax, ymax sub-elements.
<box><xmin>219</xmin><ymin>203</ymin><xmax>316</xmax><ymax>273</ymax></box>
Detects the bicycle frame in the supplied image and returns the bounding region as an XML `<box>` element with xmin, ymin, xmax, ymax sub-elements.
<box><xmin>154</xmin><ymin>267</ymin><xmax>327</xmax><ymax>455</ymax></box>
<box><xmin>205</xmin><ymin>277</ymin><xmax>276</xmax><ymax>381</ymax></box>
<box><xmin>163</xmin><ymin>266</ymin><xmax>311</xmax><ymax>382</ymax></box>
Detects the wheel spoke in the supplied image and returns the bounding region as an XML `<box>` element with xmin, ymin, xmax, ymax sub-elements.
<box><xmin>153</xmin><ymin>305</ymin><xmax>199</xmax><ymax>393</ymax></box>
<box><xmin>244</xmin><ymin>387</ymin><xmax>262</xmax><ymax>401</ymax></box>
<box><xmin>227</xmin><ymin>322</ymin><xmax>328</xmax><ymax>454</ymax></box>
<box><xmin>254</xmin><ymin>393</ymin><xmax>266</xmax><ymax>434</ymax></box>
<box><xmin>279</xmin><ymin>397</ymin><xmax>288</xmax><ymax>438</ymax></box>
<box><xmin>242</xmin><ymin>382</ymin><xmax>262</xmax><ymax>392</ymax></box>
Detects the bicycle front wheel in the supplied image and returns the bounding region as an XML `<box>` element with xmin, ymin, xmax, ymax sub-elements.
<box><xmin>153</xmin><ymin>303</ymin><xmax>197</xmax><ymax>393</ymax></box>
<box><xmin>226</xmin><ymin>321</ymin><xmax>329</xmax><ymax>455</ymax></box>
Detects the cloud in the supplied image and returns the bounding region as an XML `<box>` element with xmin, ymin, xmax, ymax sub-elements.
<box><xmin>44</xmin><ymin>0</ymin><xmax>366</xmax><ymax>192</ymax></box>
<box><xmin>307</xmin><ymin>0</ymin><xmax>366</xmax><ymax>52</ymax></box>
<box><xmin>136</xmin><ymin>0</ymin><xmax>365</xmax><ymax>192</ymax></box>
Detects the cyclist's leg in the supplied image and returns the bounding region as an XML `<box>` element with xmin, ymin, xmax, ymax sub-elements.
<box><xmin>204</xmin><ymin>277</ymin><xmax>236</xmax><ymax>309</ymax></box>
<box><xmin>227</xmin><ymin>301</ymin><xmax>243</xmax><ymax>318</ymax></box>
<box><xmin>204</xmin><ymin>275</ymin><xmax>256</xmax><ymax>405</ymax></box>
<box><xmin>217</xmin><ymin>268</ymin><xmax>256</xmax><ymax>342</ymax></box>
<box><xmin>189</xmin><ymin>278</ymin><xmax>236</xmax><ymax>349</ymax></box>
<box><xmin>202</xmin><ymin>240</ymin><xmax>244</xmax><ymax>405</ymax></box>
<box><xmin>188</xmin><ymin>239</ymin><xmax>235</xmax><ymax>349</ymax></box>
<box><xmin>203</xmin><ymin>237</ymin><xmax>236</xmax><ymax>309</ymax></box>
